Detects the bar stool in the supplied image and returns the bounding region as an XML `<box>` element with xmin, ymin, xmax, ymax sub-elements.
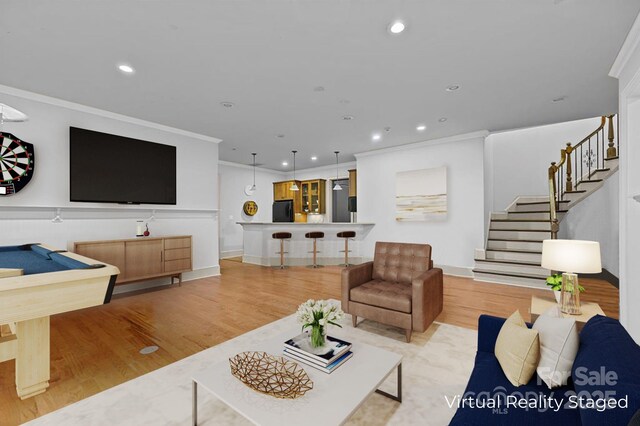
<box><xmin>337</xmin><ymin>231</ymin><xmax>356</xmax><ymax>267</ymax></box>
<box><xmin>305</xmin><ymin>232</ymin><xmax>324</xmax><ymax>268</ymax></box>
<box><xmin>272</xmin><ymin>232</ymin><xmax>292</xmax><ymax>269</ymax></box>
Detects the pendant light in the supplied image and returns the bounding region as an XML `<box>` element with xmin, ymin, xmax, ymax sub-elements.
<box><xmin>250</xmin><ymin>153</ymin><xmax>257</xmax><ymax>191</ymax></box>
<box><xmin>290</xmin><ymin>150</ymin><xmax>299</xmax><ymax>191</ymax></box>
<box><xmin>333</xmin><ymin>151</ymin><xmax>342</xmax><ymax>191</ymax></box>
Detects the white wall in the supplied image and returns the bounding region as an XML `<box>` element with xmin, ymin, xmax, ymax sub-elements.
<box><xmin>610</xmin><ymin>12</ymin><xmax>640</xmax><ymax>343</ymax></box>
<box><xmin>356</xmin><ymin>132</ymin><xmax>487</xmax><ymax>274</ymax></box>
<box><xmin>218</xmin><ymin>162</ymin><xmax>283</xmax><ymax>258</ymax></box>
<box><xmin>562</xmin><ymin>172</ymin><xmax>619</xmax><ymax>277</ymax></box>
<box><xmin>0</xmin><ymin>86</ymin><xmax>221</xmax><ymax>285</ymax></box>
<box><xmin>486</xmin><ymin>117</ymin><xmax>603</xmax><ymax>211</ymax></box>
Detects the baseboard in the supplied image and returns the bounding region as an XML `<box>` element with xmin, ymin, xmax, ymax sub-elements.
<box><xmin>582</xmin><ymin>268</ymin><xmax>619</xmax><ymax>288</ymax></box>
<box><xmin>112</xmin><ymin>265</ymin><xmax>220</xmax><ymax>295</ymax></box>
<box><xmin>220</xmin><ymin>250</ymin><xmax>243</xmax><ymax>259</ymax></box>
<box><xmin>437</xmin><ymin>264</ymin><xmax>474</xmax><ymax>278</ymax></box>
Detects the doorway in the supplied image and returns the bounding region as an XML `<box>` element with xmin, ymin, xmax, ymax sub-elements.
<box><xmin>331</xmin><ymin>179</ymin><xmax>350</xmax><ymax>222</ymax></box>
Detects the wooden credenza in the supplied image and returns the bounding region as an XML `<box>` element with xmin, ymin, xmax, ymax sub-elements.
<box><xmin>74</xmin><ymin>236</ymin><xmax>192</xmax><ymax>285</ymax></box>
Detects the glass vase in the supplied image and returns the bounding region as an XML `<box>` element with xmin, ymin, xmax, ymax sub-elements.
<box><xmin>310</xmin><ymin>324</ymin><xmax>326</xmax><ymax>348</ymax></box>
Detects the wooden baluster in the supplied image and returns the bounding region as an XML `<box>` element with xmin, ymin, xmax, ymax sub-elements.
<box><xmin>564</xmin><ymin>143</ymin><xmax>573</xmax><ymax>192</ymax></box>
<box><xmin>607</xmin><ymin>114</ymin><xmax>617</xmax><ymax>159</ymax></box>
<box><xmin>548</xmin><ymin>162</ymin><xmax>559</xmax><ymax>239</ymax></box>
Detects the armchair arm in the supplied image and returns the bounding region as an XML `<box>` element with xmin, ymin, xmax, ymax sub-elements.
<box><xmin>411</xmin><ymin>268</ymin><xmax>443</xmax><ymax>332</ymax></box>
<box><xmin>341</xmin><ymin>261</ymin><xmax>373</xmax><ymax>313</ymax></box>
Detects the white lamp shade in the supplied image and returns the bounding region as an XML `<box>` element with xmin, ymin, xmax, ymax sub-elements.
<box><xmin>541</xmin><ymin>239</ymin><xmax>602</xmax><ymax>273</ymax></box>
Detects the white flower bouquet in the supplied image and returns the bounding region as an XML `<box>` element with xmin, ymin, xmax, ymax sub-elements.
<box><xmin>296</xmin><ymin>299</ymin><xmax>344</xmax><ymax>348</ymax></box>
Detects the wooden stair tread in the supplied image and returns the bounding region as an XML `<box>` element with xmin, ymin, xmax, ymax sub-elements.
<box><xmin>486</xmin><ymin>248</ymin><xmax>542</xmax><ymax>254</ymax></box>
<box><xmin>491</xmin><ymin>219</ymin><xmax>551</xmax><ymax>223</ymax></box>
<box><xmin>473</xmin><ymin>269</ymin><xmax>547</xmax><ymax>280</ymax></box>
<box><xmin>488</xmin><ymin>239</ymin><xmax>544</xmax><ymax>243</ymax></box>
<box><xmin>577</xmin><ymin>179</ymin><xmax>603</xmax><ymax>183</ymax></box>
<box><xmin>475</xmin><ymin>259</ymin><xmax>543</xmax><ymax>266</ymax></box>
<box><xmin>516</xmin><ymin>200</ymin><xmax>569</xmax><ymax>206</ymax></box>
<box><xmin>605</xmin><ymin>156</ymin><xmax>619</xmax><ymax>160</ymax></box>
<box><xmin>489</xmin><ymin>229</ymin><xmax>551</xmax><ymax>232</ymax></box>
<box><xmin>564</xmin><ymin>190</ymin><xmax>587</xmax><ymax>194</ymax></box>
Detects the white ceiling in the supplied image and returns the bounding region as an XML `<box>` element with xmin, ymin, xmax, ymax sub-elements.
<box><xmin>0</xmin><ymin>1</ymin><xmax>638</xmax><ymax>170</ymax></box>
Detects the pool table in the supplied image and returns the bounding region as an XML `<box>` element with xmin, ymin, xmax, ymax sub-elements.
<box><xmin>0</xmin><ymin>243</ymin><xmax>119</xmax><ymax>399</ymax></box>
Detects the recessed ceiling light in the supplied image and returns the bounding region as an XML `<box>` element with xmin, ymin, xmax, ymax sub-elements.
<box><xmin>314</xmin><ymin>86</ymin><xmax>325</xmax><ymax>92</ymax></box>
<box><xmin>117</xmin><ymin>64</ymin><xmax>135</xmax><ymax>74</ymax></box>
<box><xmin>282</xmin><ymin>161</ymin><xmax>288</xmax><ymax>166</ymax></box>
<box><xmin>277</xmin><ymin>134</ymin><xmax>285</xmax><ymax>138</ymax></box>
<box><xmin>438</xmin><ymin>117</ymin><xmax>448</xmax><ymax>122</ymax></box>
<box><xmin>552</xmin><ymin>96</ymin><xmax>567</xmax><ymax>103</ymax></box>
<box><xmin>446</xmin><ymin>85</ymin><xmax>461</xmax><ymax>92</ymax></box>
<box><xmin>372</xmin><ymin>133</ymin><xmax>382</xmax><ymax>141</ymax></box>
<box><xmin>388</xmin><ymin>21</ymin><xmax>406</xmax><ymax>34</ymax></box>
<box><xmin>416</xmin><ymin>124</ymin><xmax>427</xmax><ymax>131</ymax></box>
<box><xmin>220</xmin><ymin>102</ymin><xmax>235</xmax><ymax>108</ymax></box>
<box><xmin>342</xmin><ymin>115</ymin><xmax>355</xmax><ymax>121</ymax></box>
<box><xmin>311</xmin><ymin>156</ymin><xmax>318</xmax><ymax>161</ymax></box>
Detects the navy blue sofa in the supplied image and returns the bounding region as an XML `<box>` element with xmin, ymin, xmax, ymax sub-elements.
<box><xmin>449</xmin><ymin>315</ymin><xmax>640</xmax><ymax>425</ymax></box>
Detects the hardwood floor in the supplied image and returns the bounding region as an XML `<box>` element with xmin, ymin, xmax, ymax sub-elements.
<box><xmin>0</xmin><ymin>260</ymin><xmax>618</xmax><ymax>425</ymax></box>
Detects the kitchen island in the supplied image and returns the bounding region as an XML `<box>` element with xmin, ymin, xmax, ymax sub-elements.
<box><xmin>237</xmin><ymin>222</ymin><xmax>375</xmax><ymax>266</ymax></box>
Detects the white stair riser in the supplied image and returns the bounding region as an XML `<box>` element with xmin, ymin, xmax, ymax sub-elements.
<box><xmin>497</xmin><ymin>212</ymin><xmax>550</xmax><ymax>220</ymax></box>
<box><xmin>486</xmin><ymin>250</ymin><xmax>542</xmax><ymax>263</ymax></box>
<box><xmin>474</xmin><ymin>262</ymin><xmax>550</xmax><ymax>277</ymax></box>
<box><xmin>487</xmin><ymin>240</ymin><xmax>542</xmax><ymax>251</ymax></box>
<box><xmin>490</xmin><ymin>221</ymin><xmax>551</xmax><ymax>231</ymax></box>
<box><xmin>473</xmin><ymin>272</ymin><xmax>548</xmax><ymax>289</ymax></box>
<box><xmin>489</xmin><ymin>230</ymin><xmax>551</xmax><ymax>241</ymax></box>
<box><xmin>512</xmin><ymin>203</ymin><xmax>551</xmax><ymax>212</ymax></box>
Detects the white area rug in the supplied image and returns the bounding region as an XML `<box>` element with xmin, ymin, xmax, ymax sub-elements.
<box><xmin>27</xmin><ymin>314</ymin><xmax>477</xmax><ymax>426</ymax></box>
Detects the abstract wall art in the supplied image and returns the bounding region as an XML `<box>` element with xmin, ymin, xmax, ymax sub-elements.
<box><xmin>396</xmin><ymin>166</ymin><xmax>447</xmax><ymax>221</ymax></box>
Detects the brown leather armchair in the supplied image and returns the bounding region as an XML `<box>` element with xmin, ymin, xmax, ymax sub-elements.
<box><xmin>341</xmin><ymin>242</ymin><xmax>443</xmax><ymax>342</ymax></box>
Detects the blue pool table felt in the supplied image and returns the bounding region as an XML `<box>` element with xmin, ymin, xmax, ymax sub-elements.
<box><xmin>0</xmin><ymin>245</ymin><xmax>90</xmax><ymax>275</ymax></box>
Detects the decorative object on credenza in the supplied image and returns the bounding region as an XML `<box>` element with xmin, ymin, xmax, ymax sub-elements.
<box><xmin>0</xmin><ymin>133</ymin><xmax>35</xmax><ymax>196</ymax></box>
<box><xmin>541</xmin><ymin>239</ymin><xmax>601</xmax><ymax>315</ymax></box>
<box><xmin>546</xmin><ymin>273</ymin><xmax>563</xmax><ymax>303</ymax></box>
<box><xmin>229</xmin><ymin>351</ymin><xmax>313</xmax><ymax>399</ymax></box>
<box><xmin>243</xmin><ymin>200</ymin><xmax>258</xmax><ymax>216</ymax></box>
<box><xmin>136</xmin><ymin>220</ymin><xmax>144</xmax><ymax>237</ymax></box>
<box><xmin>396</xmin><ymin>166</ymin><xmax>447</xmax><ymax>221</ymax></box>
<box><xmin>143</xmin><ymin>224</ymin><xmax>150</xmax><ymax>237</ymax></box>
<box><xmin>296</xmin><ymin>299</ymin><xmax>344</xmax><ymax>348</ymax></box>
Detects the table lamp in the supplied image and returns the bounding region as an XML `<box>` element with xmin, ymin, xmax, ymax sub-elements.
<box><xmin>541</xmin><ymin>239</ymin><xmax>601</xmax><ymax>315</ymax></box>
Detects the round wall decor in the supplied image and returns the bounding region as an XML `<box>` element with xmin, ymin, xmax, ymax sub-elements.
<box><xmin>0</xmin><ymin>132</ymin><xmax>35</xmax><ymax>196</ymax></box>
<box><xmin>243</xmin><ymin>200</ymin><xmax>258</xmax><ymax>216</ymax></box>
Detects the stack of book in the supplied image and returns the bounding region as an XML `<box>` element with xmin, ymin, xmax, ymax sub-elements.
<box><xmin>283</xmin><ymin>333</ymin><xmax>353</xmax><ymax>374</ymax></box>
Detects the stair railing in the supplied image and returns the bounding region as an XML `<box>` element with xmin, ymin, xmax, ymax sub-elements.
<box><xmin>548</xmin><ymin>115</ymin><xmax>617</xmax><ymax>238</ymax></box>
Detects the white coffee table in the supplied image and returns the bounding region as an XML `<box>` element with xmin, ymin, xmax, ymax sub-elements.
<box><xmin>192</xmin><ymin>331</ymin><xmax>402</xmax><ymax>425</ymax></box>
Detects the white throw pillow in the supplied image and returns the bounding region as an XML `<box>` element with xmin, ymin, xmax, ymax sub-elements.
<box><xmin>533</xmin><ymin>307</ymin><xmax>579</xmax><ymax>389</ymax></box>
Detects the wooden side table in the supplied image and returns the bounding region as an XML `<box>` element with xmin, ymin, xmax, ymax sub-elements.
<box><xmin>530</xmin><ymin>295</ymin><xmax>605</xmax><ymax>331</ymax></box>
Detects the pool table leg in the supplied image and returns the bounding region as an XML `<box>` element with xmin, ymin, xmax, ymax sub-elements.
<box><xmin>15</xmin><ymin>316</ymin><xmax>50</xmax><ymax>399</ymax></box>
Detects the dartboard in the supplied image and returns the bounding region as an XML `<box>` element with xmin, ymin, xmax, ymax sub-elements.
<box><xmin>0</xmin><ymin>132</ymin><xmax>35</xmax><ymax>196</ymax></box>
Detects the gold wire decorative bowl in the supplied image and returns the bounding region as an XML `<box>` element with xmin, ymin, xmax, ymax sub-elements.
<box><xmin>229</xmin><ymin>351</ymin><xmax>313</xmax><ymax>399</ymax></box>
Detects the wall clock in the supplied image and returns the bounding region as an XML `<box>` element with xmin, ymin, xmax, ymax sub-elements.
<box><xmin>243</xmin><ymin>200</ymin><xmax>258</xmax><ymax>216</ymax></box>
<box><xmin>0</xmin><ymin>132</ymin><xmax>35</xmax><ymax>196</ymax></box>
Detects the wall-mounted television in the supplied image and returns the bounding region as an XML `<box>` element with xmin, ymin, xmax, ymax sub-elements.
<box><xmin>70</xmin><ymin>127</ymin><xmax>177</xmax><ymax>205</ymax></box>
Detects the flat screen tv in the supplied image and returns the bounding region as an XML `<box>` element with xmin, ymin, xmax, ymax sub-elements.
<box><xmin>70</xmin><ymin>127</ymin><xmax>177</xmax><ymax>205</ymax></box>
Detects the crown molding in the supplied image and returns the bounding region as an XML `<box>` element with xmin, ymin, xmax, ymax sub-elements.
<box><xmin>0</xmin><ymin>84</ymin><xmax>222</xmax><ymax>144</ymax></box>
<box><xmin>354</xmin><ymin>130</ymin><xmax>489</xmax><ymax>159</ymax></box>
<box><xmin>218</xmin><ymin>160</ymin><xmax>286</xmax><ymax>174</ymax></box>
<box><xmin>610</xmin><ymin>13</ymin><xmax>640</xmax><ymax>79</ymax></box>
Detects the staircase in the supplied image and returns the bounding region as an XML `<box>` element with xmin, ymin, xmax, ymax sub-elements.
<box><xmin>473</xmin><ymin>116</ymin><xmax>619</xmax><ymax>288</ymax></box>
